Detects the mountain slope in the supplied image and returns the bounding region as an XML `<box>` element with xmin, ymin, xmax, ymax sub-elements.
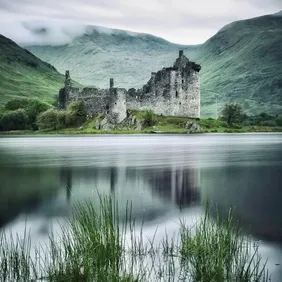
<box><xmin>26</xmin><ymin>27</ymin><xmax>198</xmax><ymax>89</ymax></box>
<box><xmin>193</xmin><ymin>13</ymin><xmax>282</xmax><ymax>117</ymax></box>
<box><xmin>25</xmin><ymin>13</ymin><xmax>282</xmax><ymax>118</ymax></box>
<box><xmin>0</xmin><ymin>34</ymin><xmax>70</xmax><ymax>106</ymax></box>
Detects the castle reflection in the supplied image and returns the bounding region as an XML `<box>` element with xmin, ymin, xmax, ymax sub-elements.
<box><xmin>58</xmin><ymin>165</ymin><xmax>200</xmax><ymax>211</ymax></box>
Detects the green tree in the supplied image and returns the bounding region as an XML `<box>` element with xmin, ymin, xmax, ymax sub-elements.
<box><xmin>0</xmin><ymin>109</ymin><xmax>29</xmax><ymax>131</ymax></box>
<box><xmin>4</xmin><ymin>98</ymin><xmax>51</xmax><ymax>130</ymax></box>
<box><xmin>24</xmin><ymin>99</ymin><xmax>51</xmax><ymax>129</ymax></box>
<box><xmin>66</xmin><ymin>101</ymin><xmax>87</xmax><ymax>127</ymax></box>
<box><xmin>36</xmin><ymin>109</ymin><xmax>67</xmax><ymax>130</ymax></box>
<box><xmin>221</xmin><ymin>104</ymin><xmax>244</xmax><ymax>127</ymax></box>
<box><xmin>4</xmin><ymin>98</ymin><xmax>29</xmax><ymax>111</ymax></box>
<box><xmin>36</xmin><ymin>109</ymin><xmax>59</xmax><ymax>130</ymax></box>
<box><xmin>275</xmin><ymin>116</ymin><xmax>282</xmax><ymax>126</ymax></box>
<box><xmin>143</xmin><ymin>110</ymin><xmax>156</xmax><ymax>127</ymax></box>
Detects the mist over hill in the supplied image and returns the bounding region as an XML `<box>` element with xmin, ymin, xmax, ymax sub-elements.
<box><xmin>26</xmin><ymin>26</ymin><xmax>198</xmax><ymax>90</ymax></box>
<box><xmin>2</xmin><ymin>10</ymin><xmax>282</xmax><ymax>117</ymax></box>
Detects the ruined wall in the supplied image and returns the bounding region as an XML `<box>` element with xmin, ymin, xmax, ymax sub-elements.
<box><xmin>126</xmin><ymin>52</ymin><xmax>201</xmax><ymax>118</ymax></box>
<box><xmin>107</xmin><ymin>88</ymin><xmax>127</xmax><ymax>123</ymax></box>
<box><xmin>58</xmin><ymin>77</ymin><xmax>127</xmax><ymax>123</ymax></box>
<box><xmin>67</xmin><ymin>87</ymin><xmax>110</xmax><ymax>115</ymax></box>
<box><xmin>59</xmin><ymin>51</ymin><xmax>201</xmax><ymax>122</ymax></box>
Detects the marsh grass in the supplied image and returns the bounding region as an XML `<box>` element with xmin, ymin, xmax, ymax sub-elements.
<box><xmin>180</xmin><ymin>208</ymin><xmax>269</xmax><ymax>282</ymax></box>
<box><xmin>0</xmin><ymin>196</ymin><xmax>271</xmax><ymax>282</ymax></box>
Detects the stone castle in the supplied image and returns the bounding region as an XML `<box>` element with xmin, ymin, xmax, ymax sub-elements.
<box><xmin>58</xmin><ymin>50</ymin><xmax>201</xmax><ymax>123</ymax></box>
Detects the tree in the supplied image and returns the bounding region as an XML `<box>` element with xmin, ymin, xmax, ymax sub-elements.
<box><xmin>36</xmin><ymin>109</ymin><xmax>60</xmax><ymax>130</ymax></box>
<box><xmin>66</xmin><ymin>101</ymin><xmax>87</xmax><ymax>127</ymax></box>
<box><xmin>4</xmin><ymin>98</ymin><xmax>51</xmax><ymax>130</ymax></box>
<box><xmin>143</xmin><ymin>109</ymin><xmax>156</xmax><ymax>127</ymax></box>
<box><xmin>0</xmin><ymin>109</ymin><xmax>29</xmax><ymax>131</ymax></box>
<box><xmin>221</xmin><ymin>104</ymin><xmax>244</xmax><ymax>127</ymax></box>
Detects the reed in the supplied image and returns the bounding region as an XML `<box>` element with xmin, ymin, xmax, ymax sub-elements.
<box><xmin>0</xmin><ymin>196</ymin><xmax>270</xmax><ymax>281</ymax></box>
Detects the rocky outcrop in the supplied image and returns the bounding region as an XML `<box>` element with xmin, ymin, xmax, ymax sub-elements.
<box><xmin>184</xmin><ymin>122</ymin><xmax>202</xmax><ymax>133</ymax></box>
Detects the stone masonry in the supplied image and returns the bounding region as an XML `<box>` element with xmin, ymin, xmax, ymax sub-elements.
<box><xmin>58</xmin><ymin>50</ymin><xmax>201</xmax><ymax>123</ymax></box>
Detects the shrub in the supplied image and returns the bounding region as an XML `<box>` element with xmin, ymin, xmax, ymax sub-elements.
<box><xmin>4</xmin><ymin>98</ymin><xmax>51</xmax><ymax>130</ymax></box>
<box><xmin>275</xmin><ymin>116</ymin><xmax>282</xmax><ymax>127</ymax></box>
<box><xmin>4</xmin><ymin>98</ymin><xmax>29</xmax><ymax>111</ymax></box>
<box><xmin>36</xmin><ymin>109</ymin><xmax>60</xmax><ymax>130</ymax></box>
<box><xmin>0</xmin><ymin>112</ymin><xmax>4</xmax><ymax>131</ymax></box>
<box><xmin>0</xmin><ymin>109</ymin><xmax>29</xmax><ymax>131</ymax></box>
<box><xmin>66</xmin><ymin>101</ymin><xmax>87</xmax><ymax>127</ymax></box>
<box><xmin>260</xmin><ymin>120</ymin><xmax>277</xmax><ymax>127</ymax></box>
<box><xmin>24</xmin><ymin>99</ymin><xmax>51</xmax><ymax>129</ymax></box>
<box><xmin>220</xmin><ymin>104</ymin><xmax>244</xmax><ymax>127</ymax></box>
<box><xmin>57</xmin><ymin>110</ymin><xmax>67</xmax><ymax>129</ymax></box>
<box><xmin>143</xmin><ymin>110</ymin><xmax>156</xmax><ymax>127</ymax></box>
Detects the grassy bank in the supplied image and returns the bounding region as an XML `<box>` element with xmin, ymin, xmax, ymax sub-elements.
<box><xmin>1</xmin><ymin>112</ymin><xmax>282</xmax><ymax>135</ymax></box>
<box><xmin>0</xmin><ymin>196</ymin><xmax>269</xmax><ymax>281</ymax></box>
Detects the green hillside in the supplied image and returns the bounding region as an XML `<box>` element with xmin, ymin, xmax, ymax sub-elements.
<box><xmin>193</xmin><ymin>13</ymin><xmax>282</xmax><ymax>117</ymax></box>
<box><xmin>24</xmin><ymin>13</ymin><xmax>282</xmax><ymax>118</ymax></box>
<box><xmin>0</xmin><ymin>34</ymin><xmax>72</xmax><ymax>107</ymax></box>
<box><xmin>26</xmin><ymin>28</ymin><xmax>198</xmax><ymax>89</ymax></box>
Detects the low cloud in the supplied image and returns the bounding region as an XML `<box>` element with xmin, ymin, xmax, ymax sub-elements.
<box><xmin>0</xmin><ymin>0</ymin><xmax>281</xmax><ymax>45</ymax></box>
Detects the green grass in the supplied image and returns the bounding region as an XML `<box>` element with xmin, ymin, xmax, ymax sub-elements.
<box><xmin>0</xmin><ymin>196</ymin><xmax>270</xmax><ymax>281</ymax></box>
<box><xmin>1</xmin><ymin>112</ymin><xmax>282</xmax><ymax>135</ymax></box>
<box><xmin>0</xmin><ymin>35</ymin><xmax>80</xmax><ymax>107</ymax></box>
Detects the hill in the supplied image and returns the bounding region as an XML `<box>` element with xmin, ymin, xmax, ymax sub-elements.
<box><xmin>0</xmin><ymin>34</ymin><xmax>75</xmax><ymax>107</ymax></box>
<box><xmin>24</xmin><ymin>12</ymin><xmax>282</xmax><ymax>118</ymax></box>
<box><xmin>26</xmin><ymin>27</ymin><xmax>198</xmax><ymax>89</ymax></box>
<box><xmin>193</xmin><ymin>13</ymin><xmax>282</xmax><ymax>117</ymax></box>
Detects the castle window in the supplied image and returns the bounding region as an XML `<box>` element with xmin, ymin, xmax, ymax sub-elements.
<box><xmin>179</xmin><ymin>102</ymin><xmax>181</xmax><ymax>105</ymax></box>
<box><xmin>181</xmin><ymin>72</ymin><xmax>184</xmax><ymax>78</ymax></box>
<box><xmin>176</xmin><ymin>91</ymin><xmax>179</xmax><ymax>98</ymax></box>
<box><xmin>182</xmin><ymin>79</ymin><xmax>184</xmax><ymax>84</ymax></box>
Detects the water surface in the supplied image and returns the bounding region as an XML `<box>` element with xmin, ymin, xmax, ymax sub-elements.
<box><xmin>0</xmin><ymin>133</ymin><xmax>282</xmax><ymax>280</ymax></box>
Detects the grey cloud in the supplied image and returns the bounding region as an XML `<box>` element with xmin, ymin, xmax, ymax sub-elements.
<box><xmin>0</xmin><ymin>0</ymin><xmax>281</xmax><ymax>45</ymax></box>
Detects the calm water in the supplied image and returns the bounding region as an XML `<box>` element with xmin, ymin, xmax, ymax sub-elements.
<box><xmin>0</xmin><ymin>133</ymin><xmax>282</xmax><ymax>280</ymax></box>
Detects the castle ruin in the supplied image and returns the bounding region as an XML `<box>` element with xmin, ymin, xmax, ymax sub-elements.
<box><xmin>58</xmin><ymin>50</ymin><xmax>201</xmax><ymax>122</ymax></box>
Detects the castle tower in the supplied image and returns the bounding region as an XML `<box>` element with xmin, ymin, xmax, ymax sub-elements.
<box><xmin>65</xmin><ymin>70</ymin><xmax>72</xmax><ymax>89</ymax></box>
<box><xmin>110</xmin><ymin>78</ymin><xmax>114</xmax><ymax>88</ymax></box>
<box><xmin>107</xmin><ymin>88</ymin><xmax>127</xmax><ymax>124</ymax></box>
<box><xmin>58</xmin><ymin>70</ymin><xmax>72</xmax><ymax>110</ymax></box>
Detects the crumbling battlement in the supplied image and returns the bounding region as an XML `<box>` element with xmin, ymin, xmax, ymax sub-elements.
<box><xmin>58</xmin><ymin>50</ymin><xmax>201</xmax><ymax>123</ymax></box>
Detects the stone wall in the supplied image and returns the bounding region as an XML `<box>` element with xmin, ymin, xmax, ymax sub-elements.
<box><xmin>58</xmin><ymin>51</ymin><xmax>201</xmax><ymax>123</ymax></box>
<box><xmin>107</xmin><ymin>88</ymin><xmax>127</xmax><ymax>123</ymax></box>
<box><xmin>126</xmin><ymin>51</ymin><xmax>201</xmax><ymax>118</ymax></box>
<box><xmin>67</xmin><ymin>87</ymin><xmax>110</xmax><ymax>115</ymax></box>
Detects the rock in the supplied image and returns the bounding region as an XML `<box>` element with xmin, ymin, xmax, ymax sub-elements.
<box><xmin>185</xmin><ymin>122</ymin><xmax>202</xmax><ymax>132</ymax></box>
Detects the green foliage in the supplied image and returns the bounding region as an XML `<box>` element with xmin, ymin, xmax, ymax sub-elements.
<box><xmin>221</xmin><ymin>104</ymin><xmax>244</xmax><ymax>127</ymax></box>
<box><xmin>143</xmin><ymin>110</ymin><xmax>156</xmax><ymax>127</ymax></box>
<box><xmin>66</xmin><ymin>101</ymin><xmax>87</xmax><ymax>127</ymax></box>
<box><xmin>4</xmin><ymin>98</ymin><xmax>29</xmax><ymax>111</ymax></box>
<box><xmin>260</xmin><ymin>120</ymin><xmax>277</xmax><ymax>127</ymax></box>
<box><xmin>0</xmin><ymin>112</ymin><xmax>3</xmax><ymax>131</ymax></box>
<box><xmin>24</xmin><ymin>99</ymin><xmax>51</xmax><ymax>128</ymax></box>
<box><xmin>36</xmin><ymin>109</ymin><xmax>65</xmax><ymax>130</ymax></box>
<box><xmin>275</xmin><ymin>116</ymin><xmax>282</xmax><ymax>126</ymax></box>
<box><xmin>4</xmin><ymin>98</ymin><xmax>52</xmax><ymax>130</ymax></box>
<box><xmin>0</xmin><ymin>109</ymin><xmax>29</xmax><ymax>131</ymax></box>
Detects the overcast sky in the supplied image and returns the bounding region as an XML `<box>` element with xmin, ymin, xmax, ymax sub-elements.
<box><xmin>0</xmin><ymin>0</ymin><xmax>281</xmax><ymax>45</ymax></box>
